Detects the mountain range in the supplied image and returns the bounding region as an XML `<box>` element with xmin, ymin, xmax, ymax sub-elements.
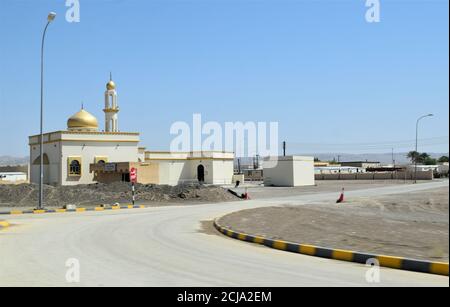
<box><xmin>0</xmin><ymin>156</ymin><xmax>29</xmax><ymax>166</ymax></box>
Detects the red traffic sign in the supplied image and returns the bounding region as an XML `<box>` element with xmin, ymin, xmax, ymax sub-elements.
<box><xmin>130</xmin><ymin>167</ymin><xmax>137</xmax><ymax>183</ymax></box>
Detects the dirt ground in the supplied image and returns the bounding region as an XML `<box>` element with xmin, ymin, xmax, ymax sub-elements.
<box><xmin>0</xmin><ymin>180</ymin><xmax>431</xmax><ymax>211</ymax></box>
<box><xmin>0</xmin><ymin>182</ymin><xmax>240</xmax><ymax>209</ymax></box>
<box><xmin>237</xmin><ymin>180</ymin><xmax>427</xmax><ymax>200</ymax></box>
<box><xmin>219</xmin><ymin>187</ymin><xmax>449</xmax><ymax>262</ymax></box>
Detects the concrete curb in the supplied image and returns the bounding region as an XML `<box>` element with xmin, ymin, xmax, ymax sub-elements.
<box><xmin>0</xmin><ymin>220</ymin><xmax>10</xmax><ymax>230</ymax></box>
<box><xmin>0</xmin><ymin>204</ymin><xmax>146</xmax><ymax>216</ymax></box>
<box><xmin>214</xmin><ymin>219</ymin><xmax>449</xmax><ymax>277</ymax></box>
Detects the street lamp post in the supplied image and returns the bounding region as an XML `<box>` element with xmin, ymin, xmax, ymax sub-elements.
<box><xmin>38</xmin><ymin>12</ymin><xmax>56</xmax><ymax>210</ymax></box>
<box><xmin>414</xmin><ymin>113</ymin><xmax>434</xmax><ymax>184</ymax></box>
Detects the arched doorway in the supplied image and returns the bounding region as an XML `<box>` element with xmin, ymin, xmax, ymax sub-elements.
<box><xmin>32</xmin><ymin>154</ymin><xmax>49</xmax><ymax>165</ymax></box>
<box><xmin>32</xmin><ymin>154</ymin><xmax>50</xmax><ymax>183</ymax></box>
<box><xmin>197</xmin><ymin>164</ymin><xmax>205</xmax><ymax>183</ymax></box>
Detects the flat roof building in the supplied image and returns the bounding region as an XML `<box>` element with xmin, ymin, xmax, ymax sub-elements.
<box><xmin>263</xmin><ymin>156</ymin><xmax>315</xmax><ymax>187</ymax></box>
<box><xmin>0</xmin><ymin>172</ymin><xmax>27</xmax><ymax>183</ymax></box>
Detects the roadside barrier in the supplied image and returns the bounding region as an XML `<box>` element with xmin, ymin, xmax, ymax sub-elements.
<box><xmin>214</xmin><ymin>219</ymin><xmax>449</xmax><ymax>276</ymax></box>
<box><xmin>0</xmin><ymin>204</ymin><xmax>146</xmax><ymax>216</ymax></box>
<box><xmin>0</xmin><ymin>220</ymin><xmax>10</xmax><ymax>230</ymax></box>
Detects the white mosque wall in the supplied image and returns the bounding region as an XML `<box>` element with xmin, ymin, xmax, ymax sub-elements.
<box><xmin>29</xmin><ymin>140</ymin><xmax>62</xmax><ymax>186</ymax></box>
<box><xmin>60</xmin><ymin>132</ymin><xmax>139</xmax><ymax>142</ymax></box>
<box><xmin>29</xmin><ymin>165</ymin><xmax>56</xmax><ymax>185</ymax></box>
<box><xmin>157</xmin><ymin>160</ymin><xmax>192</xmax><ymax>185</ymax></box>
<box><xmin>29</xmin><ymin>130</ymin><xmax>141</xmax><ymax>186</ymax></box>
<box><xmin>149</xmin><ymin>159</ymin><xmax>233</xmax><ymax>185</ymax></box>
<box><xmin>145</xmin><ymin>151</ymin><xmax>234</xmax><ymax>186</ymax></box>
<box><xmin>61</xmin><ymin>141</ymin><xmax>140</xmax><ymax>185</ymax></box>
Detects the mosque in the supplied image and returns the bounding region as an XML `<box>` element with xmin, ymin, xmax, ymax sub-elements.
<box><xmin>28</xmin><ymin>76</ymin><xmax>235</xmax><ymax>186</ymax></box>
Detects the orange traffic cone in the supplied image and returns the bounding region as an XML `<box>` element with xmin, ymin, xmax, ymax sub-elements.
<box><xmin>336</xmin><ymin>188</ymin><xmax>345</xmax><ymax>203</ymax></box>
<box><xmin>243</xmin><ymin>188</ymin><xmax>250</xmax><ymax>200</ymax></box>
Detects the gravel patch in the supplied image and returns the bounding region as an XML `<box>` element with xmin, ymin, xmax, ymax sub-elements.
<box><xmin>219</xmin><ymin>187</ymin><xmax>449</xmax><ymax>262</ymax></box>
<box><xmin>0</xmin><ymin>182</ymin><xmax>240</xmax><ymax>208</ymax></box>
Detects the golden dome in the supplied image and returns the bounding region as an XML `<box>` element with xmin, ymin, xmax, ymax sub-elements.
<box><xmin>106</xmin><ymin>80</ymin><xmax>116</xmax><ymax>90</ymax></box>
<box><xmin>67</xmin><ymin>109</ymin><xmax>99</xmax><ymax>131</ymax></box>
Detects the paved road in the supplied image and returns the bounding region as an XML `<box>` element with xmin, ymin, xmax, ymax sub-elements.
<box><xmin>0</xmin><ymin>181</ymin><xmax>448</xmax><ymax>286</ymax></box>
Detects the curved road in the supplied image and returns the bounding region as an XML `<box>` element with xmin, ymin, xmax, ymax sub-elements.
<box><xmin>0</xmin><ymin>181</ymin><xmax>448</xmax><ymax>286</ymax></box>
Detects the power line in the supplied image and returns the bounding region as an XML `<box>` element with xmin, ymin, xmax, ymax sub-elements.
<box><xmin>286</xmin><ymin>136</ymin><xmax>449</xmax><ymax>151</ymax></box>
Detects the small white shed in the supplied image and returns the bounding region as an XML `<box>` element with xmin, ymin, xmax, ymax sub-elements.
<box><xmin>0</xmin><ymin>172</ymin><xmax>27</xmax><ymax>182</ymax></box>
<box><xmin>263</xmin><ymin>156</ymin><xmax>315</xmax><ymax>187</ymax></box>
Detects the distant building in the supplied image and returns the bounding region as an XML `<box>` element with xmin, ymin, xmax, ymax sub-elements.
<box><xmin>241</xmin><ymin>169</ymin><xmax>264</xmax><ymax>181</ymax></box>
<box><xmin>406</xmin><ymin>165</ymin><xmax>439</xmax><ymax>172</ymax></box>
<box><xmin>340</xmin><ymin>161</ymin><xmax>381</xmax><ymax>169</ymax></box>
<box><xmin>0</xmin><ymin>165</ymin><xmax>29</xmax><ymax>181</ymax></box>
<box><xmin>437</xmin><ymin>163</ymin><xmax>449</xmax><ymax>177</ymax></box>
<box><xmin>314</xmin><ymin>161</ymin><xmax>334</xmax><ymax>167</ymax></box>
<box><xmin>315</xmin><ymin>166</ymin><xmax>363</xmax><ymax>174</ymax></box>
<box><xmin>0</xmin><ymin>172</ymin><xmax>27</xmax><ymax>183</ymax></box>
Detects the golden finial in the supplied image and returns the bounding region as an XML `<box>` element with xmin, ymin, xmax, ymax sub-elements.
<box><xmin>106</xmin><ymin>72</ymin><xmax>116</xmax><ymax>90</ymax></box>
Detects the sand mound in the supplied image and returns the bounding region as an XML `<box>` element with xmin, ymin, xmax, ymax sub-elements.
<box><xmin>0</xmin><ymin>182</ymin><xmax>239</xmax><ymax>208</ymax></box>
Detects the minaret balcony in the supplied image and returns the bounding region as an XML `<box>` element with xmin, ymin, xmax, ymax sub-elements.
<box><xmin>103</xmin><ymin>107</ymin><xmax>120</xmax><ymax>113</ymax></box>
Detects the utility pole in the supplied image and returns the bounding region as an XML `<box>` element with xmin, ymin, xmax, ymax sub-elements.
<box><xmin>392</xmin><ymin>148</ymin><xmax>395</xmax><ymax>167</ymax></box>
<box><xmin>414</xmin><ymin>114</ymin><xmax>434</xmax><ymax>183</ymax></box>
<box><xmin>253</xmin><ymin>154</ymin><xmax>260</xmax><ymax>169</ymax></box>
<box><xmin>38</xmin><ymin>12</ymin><xmax>57</xmax><ymax>210</ymax></box>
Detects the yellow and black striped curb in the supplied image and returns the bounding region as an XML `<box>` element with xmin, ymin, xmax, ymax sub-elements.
<box><xmin>214</xmin><ymin>220</ymin><xmax>449</xmax><ymax>276</ymax></box>
<box><xmin>0</xmin><ymin>221</ymin><xmax>10</xmax><ymax>230</ymax></box>
<box><xmin>0</xmin><ymin>204</ymin><xmax>146</xmax><ymax>216</ymax></box>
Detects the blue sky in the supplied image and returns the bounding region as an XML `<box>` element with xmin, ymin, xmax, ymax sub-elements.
<box><xmin>0</xmin><ymin>0</ymin><xmax>448</xmax><ymax>156</ymax></box>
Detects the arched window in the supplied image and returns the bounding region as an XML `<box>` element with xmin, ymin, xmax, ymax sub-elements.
<box><xmin>94</xmin><ymin>156</ymin><xmax>108</xmax><ymax>164</ymax></box>
<box><xmin>69</xmin><ymin>160</ymin><xmax>81</xmax><ymax>176</ymax></box>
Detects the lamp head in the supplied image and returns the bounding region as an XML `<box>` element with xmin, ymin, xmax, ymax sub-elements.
<box><xmin>47</xmin><ymin>12</ymin><xmax>57</xmax><ymax>22</ymax></box>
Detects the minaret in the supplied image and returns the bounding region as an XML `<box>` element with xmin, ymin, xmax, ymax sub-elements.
<box><xmin>104</xmin><ymin>73</ymin><xmax>119</xmax><ymax>132</ymax></box>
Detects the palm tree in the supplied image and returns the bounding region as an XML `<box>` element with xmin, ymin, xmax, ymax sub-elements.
<box><xmin>438</xmin><ymin>156</ymin><xmax>449</xmax><ymax>163</ymax></box>
<box><xmin>408</xmin><ymin>151</ymin><xmax>431</xmax><ymax>164</ymax></box>
<box><xmin>407</xmin><ymin>151</ymin><xmax>420</xmax><ymax>163</ymax></box>
<box><xmin>419</xmin><ymin>152</ymin><xmax>430</xmax><ymax>163</ymax></box>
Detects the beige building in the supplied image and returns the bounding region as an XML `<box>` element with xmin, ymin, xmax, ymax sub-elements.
<box><xmin>144</xmin><ymin>151</ymin><xmax>234</xmax><ymax>185</ymax></box>
<box><xmin>263</xmin><ymin>156</ymin><xmax>315</xmax><ymax>187</ymax></box>
<box><xmin>29</xmin><ymin>76</ymin><xmax>234</xmax><ymax>186</ymax></box>
<box><xmin>29</xmin><ymin>129</ymin><xmax>141</xmax><ymax>185</ymax></box>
